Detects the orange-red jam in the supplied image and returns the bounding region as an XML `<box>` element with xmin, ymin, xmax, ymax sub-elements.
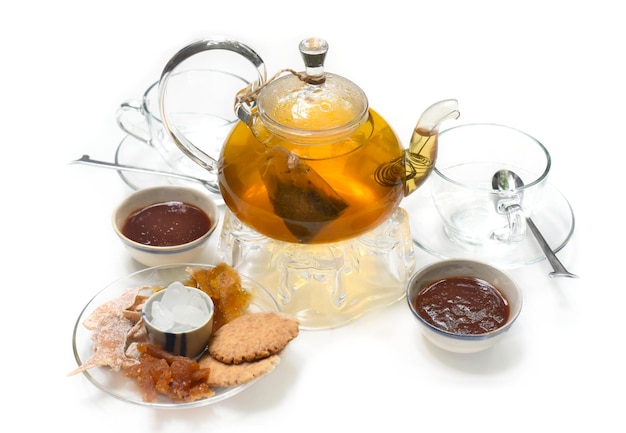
<box><xmin>122</xmin><ymin>201</ymin><xmax>211</xmax><ymax>246</ymax></box>
<box><xmin>413</xmin><ymin>277</ymin><xmax>510</xmax><ymax>335</ymax></box>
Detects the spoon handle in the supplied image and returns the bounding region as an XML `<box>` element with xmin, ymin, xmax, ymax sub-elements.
<box><xmin>526</xmin><ymin>217</ymin><xmax>578</xmax><ymax>278</ymax></box>
<box><xmin>70</xmin><ymin>155</ymin><xmax>220</xmax><ymax>194</ymax></box>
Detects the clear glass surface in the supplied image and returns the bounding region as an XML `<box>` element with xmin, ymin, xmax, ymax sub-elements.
<box><xmin>405</xmin><ymin>180</ymin><xmax>575</xmax><ymax>268</ymax></box>
<box><xmin>72</xmin><ymin>263</ymin><xmax>280</xmax><ymax>409</ymax></box>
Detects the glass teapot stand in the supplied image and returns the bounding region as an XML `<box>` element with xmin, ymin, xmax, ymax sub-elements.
<box><xmin>217</xmin><ymin>207</ymin><xmax>416</xmax><ymax>330</ymax></box>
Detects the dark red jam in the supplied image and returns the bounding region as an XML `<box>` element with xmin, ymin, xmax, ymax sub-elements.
<box><xmin>413</xmin><ymin>277</ymin><xmax>510</xmax><ymax>335</ymax></box>
<box><xmin>122</xmin><ymin>201</ymin><xmax>212</xmax><ymax>246</ymax></box>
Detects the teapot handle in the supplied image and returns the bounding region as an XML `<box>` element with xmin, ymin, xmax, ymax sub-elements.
<box><xmin>158</xmin><ymin>38</ymin><xmax>267</xmax><ymax>173</ymax></box>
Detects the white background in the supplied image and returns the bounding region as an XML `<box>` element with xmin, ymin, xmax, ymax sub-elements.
<box><xmin>2</xmin><ymin>1</ymin><xmax>624</xmax><ymax>432</ymax></box>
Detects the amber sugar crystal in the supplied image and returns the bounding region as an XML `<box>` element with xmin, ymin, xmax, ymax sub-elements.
<box><xmin>185</xmin><ymin>263</ymin><xmax>252</xmax><ymax>333</ymax></box>
<box><xmin>124</xmin><ymin>343</ymin><xmax>214</xmax><ymax>402</ymax></box>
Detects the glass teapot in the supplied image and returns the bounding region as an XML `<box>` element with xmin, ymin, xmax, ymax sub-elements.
<box><xmin>159</xmin><ymin>37</ymin><xmax>459</xmax><ymax>245</ymax></box>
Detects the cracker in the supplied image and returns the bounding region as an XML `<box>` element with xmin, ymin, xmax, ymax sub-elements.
<box><xmin>208</xmin><ymin>312</ymin><xmax>299</xmax><ymax>364</ymax></box>
<box><xmin>198</xmin><ymin>354</ymin><xmax>280</xmax><ymax>387</ymax></box>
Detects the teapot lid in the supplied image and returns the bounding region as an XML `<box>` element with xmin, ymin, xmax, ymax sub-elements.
<box><xmin>256</xmin><ymin>38</ymin><xmax>368</xmax><ymax>138</ymax></box>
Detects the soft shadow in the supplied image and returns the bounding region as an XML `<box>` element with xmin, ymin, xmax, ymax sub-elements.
<box><xmin>144</xmin><ymin>348</ymin><xmax>304</xmax><ymax>428</ymax></box>
<box><xmin>220</xmin><ymin>347</ymin><xmax>304</xmax><ymax>409</ymax></box>
<box><xmin>421</xmin><ymin>328</ymin><xmax>526</xmax><ymax>375</ymax></box>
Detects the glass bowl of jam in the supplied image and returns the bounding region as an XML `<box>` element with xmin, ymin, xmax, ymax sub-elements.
<box><xmin>407</xmin><ymin>259</ymin><xmax>522</xmax><ymax>353</ymax></box>
<box><xmin>112</xmin><ymin>185</ymin><xmax>219</xmax><ymax>267</ymax></box>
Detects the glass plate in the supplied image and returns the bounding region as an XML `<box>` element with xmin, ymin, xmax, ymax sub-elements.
<box><xmin>114</xmin><ymin>134</ymin><xmax>224</xmax><ymax>206</ymax></box>
<box><xmin>72</xmin><ymin>263</ymin><xmax>280</xmax><ymax>409</ymax></box>
<box><xmin>404</xmin><ymin>181</ymin><xmax>576</xmax><ymax>268</ymax></box>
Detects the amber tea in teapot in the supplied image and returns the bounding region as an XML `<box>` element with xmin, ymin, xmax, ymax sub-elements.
<box><xmin>220</xmin><ymin>109</ymin><xmax>408</xmax><ymax>243</ymax></box>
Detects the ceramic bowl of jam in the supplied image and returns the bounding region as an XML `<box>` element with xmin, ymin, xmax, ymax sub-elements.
<box><xmin>112</xmin><ymin>185</ymin><xmax>219</xmax><ymax>267</ymax></box>
<box><xmin>407</xmin><ymin>259</ymin><xmax>522</xmax><ymax>353</ymax></box>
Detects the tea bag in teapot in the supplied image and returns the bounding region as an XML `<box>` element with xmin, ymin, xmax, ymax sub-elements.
<box><xmin>260</xmin><ymin>146</ymin><xmax>349</xmax><ymax>242</ymax></box>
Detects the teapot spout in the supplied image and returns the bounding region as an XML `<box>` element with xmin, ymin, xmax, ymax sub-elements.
<box><xmin>404</xmin><ymin>99</ymin><xmax>459</xmax><ymax>196</ymax></box>
<box><xmin>414</xmin><ymin>99</ymin><xmax>460</xmax><ymax>136</ymax></box>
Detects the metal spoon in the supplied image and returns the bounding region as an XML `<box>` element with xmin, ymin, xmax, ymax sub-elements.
<box><xmin>70</xmin><ymin>155</ymin><xmax>220</xmax><ymax>194</ymax></box>
<box><xmin>492</xmin><ymin>169</ymin><xmax>578</xmax><ymax>278</ymax></box>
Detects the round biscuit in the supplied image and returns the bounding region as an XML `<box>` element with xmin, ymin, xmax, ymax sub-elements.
<box><xmin>198</xmin><ymin>354</ymin><xmax>280</xmax><ymax>387</ymax></box>
<box><xmin>208</xmin><ymin>312</ymin><xmax>299</xmax><ymax>364</ymax></box>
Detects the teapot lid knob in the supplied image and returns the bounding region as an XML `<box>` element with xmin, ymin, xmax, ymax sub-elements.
<box><xmin>299</xmin><ymin>38</ymin><xmax>328</xmax><ymax>84</ymax></box>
